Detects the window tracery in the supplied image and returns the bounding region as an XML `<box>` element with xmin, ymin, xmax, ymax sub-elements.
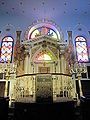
<box><xmin>0</xmin><ymin>36</ymin><xmax>14</xmax><ymax>62</ymax></box>
<box><xmin>75</xmin><ymin>36</ymin><xmax>89</xmax><ymax>62</ymax></box>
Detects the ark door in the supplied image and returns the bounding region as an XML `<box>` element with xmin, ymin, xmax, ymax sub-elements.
<box><xmin>36</xmin><ymin>75</ymin><xmax>53</xmax><ymax>102</ymax></box>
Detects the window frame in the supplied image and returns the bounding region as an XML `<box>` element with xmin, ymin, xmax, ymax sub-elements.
<box><xmin>0</xmin><ymin>36</ymin><xmax>14</xmax><ymax>63</ymax></box>
<box><xmin>75</xmin><ymin>36</ymin><xmax>89</xmax><ymax>63</ymax></box>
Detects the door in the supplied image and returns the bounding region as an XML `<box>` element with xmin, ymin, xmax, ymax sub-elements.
<box><xmin>36</xmin><ymin>74</ymin><xmax>53</xmax><ymax>102</ymax></box>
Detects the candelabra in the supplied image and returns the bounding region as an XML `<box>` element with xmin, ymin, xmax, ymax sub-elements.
<box><xmin>70</xmin><ymin>61</ymin><xmax>87</xmax><ymax>99</ymax></box>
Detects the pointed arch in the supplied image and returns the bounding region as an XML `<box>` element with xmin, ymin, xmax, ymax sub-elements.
<box><xmin>31</xmin><ymin>46</ymin><xmax>57</xmax><ymax>63</ymax></box>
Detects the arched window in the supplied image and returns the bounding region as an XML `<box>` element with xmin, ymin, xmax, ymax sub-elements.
<box><xmin>25</xmin><ymin>22</ymin><xmax>61</xmax><ymax>40</ymax></box>
<box><xmin>0</xmin><ymin>36</ymin><xmax>14</xmax><ymax>62</ymax></box>
<box><xmin>75</xmin><ymin>36</ymin><xmax>89</xmax><ymax>62</ymax></box>
<box><xmin>30</xmin><ymin>26</ymin><xmax>58</xmax><ymax>39</ymax></box>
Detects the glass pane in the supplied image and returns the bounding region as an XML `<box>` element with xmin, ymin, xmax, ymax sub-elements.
<box><xmin>0</xmin><ymin>36</ymin><xmax>14</xmax><ymax>62</ymax></box>
<box><xmin>75</xmin><ymin>36</ymin><xmax>89</xmax><ymax>62</ymax></box>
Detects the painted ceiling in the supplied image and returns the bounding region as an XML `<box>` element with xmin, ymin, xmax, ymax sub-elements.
<box><xmin>0</xmin><ymin>0</ymin><xmax>90</xmax><ymax>41</ymax></box>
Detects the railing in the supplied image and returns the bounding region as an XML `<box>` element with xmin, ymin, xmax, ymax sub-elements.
<box><xmin>16</xmin><ymin>72</ymin><xmax>72</xmax><ymax>78</ymax></box>
<box><xmin>13</xmin><ymin>73</ymin><xmax>76</xmax><ymax>103</ymax></box>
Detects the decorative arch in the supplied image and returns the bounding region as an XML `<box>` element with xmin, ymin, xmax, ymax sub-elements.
<box><xmin>75</xmin><ymin>36</ymin><xmax>89</xmax><ymax>62</ymax></box>
<box><xmin>30</xmin><ymin>26</ymin><xmax>58</xmax><ymax>39</ymax></box>
<box><xmin>0</xmin><ymin>36</ymin><xmax>14</xmax><ymax>62</ymax></box>
<box><xmin>25</xmin><ymin>22</ymin><xmax>61</xmax><ymax>40</ymax></box>
<box><xmin>31</xmin><ymin>47</ymin><xmax>57</xmax><ymax>63</ymax></box>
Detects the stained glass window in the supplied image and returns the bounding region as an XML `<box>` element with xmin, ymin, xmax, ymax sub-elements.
<box><xmin>0</xmin><ymin>36</ymin><xmax>14</xmax><ymax>62</ymax></box>
<box><xmin>30</xmin><ymin>26</ymin><xmax>58</xmax><ymax>39</ymax></box>
<box><xmin>75</xmin><ymin>36</ymin><xmax>89</xmax><ymax>62</ymax></box>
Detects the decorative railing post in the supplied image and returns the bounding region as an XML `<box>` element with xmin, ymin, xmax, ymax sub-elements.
<box><xmin>70</xmin><ymin>61</ymin><xmax>87</xmax><ymax>99</ymax></box>
<box><xmin>4</xmin><ymin>61</ymin><xmax>10</xmax><ymax>97</ymax></box>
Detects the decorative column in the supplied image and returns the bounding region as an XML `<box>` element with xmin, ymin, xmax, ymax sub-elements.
<box><xmin>24</xmin><ymin>53</ymin><xmax>29</xmax><ymax>74</ymax></box>
<box><xmin>59</xmin><ymin>53</ymin><xmax>63</xmax><ymax>95</ymax></box>
<box><xmin>14</xmin><ymin>31</ymin><xmax>22</xmax><ymax>64</ymax></box>
<box><xmin>61</xmin><ymin>55</ymin><xmax>65</xmax><ymax>73</ymax></box>
<box><xmin>16</xmin><ymin>31</ymin><xmax>22</xmax><ymax>41</ymax></box>
<box><xmin>4</xmin><ymin>76</ymin><xmax>9</xmax><ymax>97</ymax></box>
<box><xmin>67</xmin><ymin>31</ymin><xmax>75</xmax><ymax>65</ymax></box>
<box><xmin>9</xmin><ymin>63</ymin><xmax>17</xmax><ymax>106</ymax></box>
<box><xmin>4</xmin><ymin>61</ymin><xmax>10</xmax><ymax>97</ymax></box>
<box><xmin>70</xmin><ymin>65</ymin><xmax>77</xmax><ymax>99</ymax></box>
<box><xmin>61</xmin><ymin>55</ymin><xmax>65</xmax><ymax>96</ymax></box>
<box><xmin>67</xmin><ymin>31</ymin><xmax>72</xmax><ymax>42</ymax></box>
<box><xmin>28</xmin><ymin>53</ymin><xmax>30</xmax><ymax>73</ymax></box>
<box><xmin>76</xmin><ymin>63</ymin><xmax>83</xmax><ymax>98</ymax></box>
<box><xmin>58</xmin><ymin>48</ymin><xmax>62</xmax><ymax>73</ymax></box>
<box><xmin>27</xmin><ymin>53</ymin><xmax>30</xmax><ymax>74</ymax></box>
<box><xmin>28</xmin><ymin>46</ymin><xmax>31</xmax><ymax>73</ymax></box>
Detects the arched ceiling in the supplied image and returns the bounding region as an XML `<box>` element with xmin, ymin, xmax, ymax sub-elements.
<box><xmin>0</xmin><ymin>0</ymin><xmax>90</xmax><ymax>40</ymax></box>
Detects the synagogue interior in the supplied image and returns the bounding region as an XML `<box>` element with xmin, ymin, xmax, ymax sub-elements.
<box><xmin>0</xmin><ymin>0</ymin><xmax>90</xmax><ymax>120</ymax></box>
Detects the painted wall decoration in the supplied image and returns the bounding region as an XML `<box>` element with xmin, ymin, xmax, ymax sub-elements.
<box><xmin>37</xmin><ymin>53</ymin><xmax>51</xmax><ymax>61</ymax></box>
<box><xmin>35</xmin><ymin>50</ymin><xmax>56</xmax><ymax>62</ymax></box>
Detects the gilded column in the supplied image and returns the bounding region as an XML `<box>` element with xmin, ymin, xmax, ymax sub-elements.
<box><xmin>4</xmin><ymin>62</ymin><xmax>10</xmax><ymax>97</ymax></box>
<box><xmin>61</xmin><ymin>54</ymin><xmax>65</xmax><ymax>73</ymax></box>
<box><xmin>24</xmin><ymin>53</ymin><xmax>28</xmax><ymax>74</ymax></box>
<box><xmin>14</xmin><ymin>31</ymin><xmax>22</xmax><ymax>64</ymax></box>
